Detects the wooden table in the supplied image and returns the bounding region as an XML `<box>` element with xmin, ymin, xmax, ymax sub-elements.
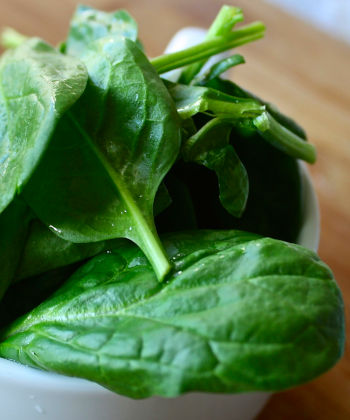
<box><xmin>0</xmin><ymin>0</ymin><xmax>349</xmax><ymax>418</ymax></box>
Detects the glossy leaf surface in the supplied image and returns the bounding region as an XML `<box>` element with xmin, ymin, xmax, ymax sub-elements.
<box><xmin>166</xmin><ymin>81</ymin><xmax>264</xmax><ymax>119</ymax></box>
<box><xmin>15</xmin><ymin>220</ymin><xmax>124</xmax><ymax>282</ymax></box>
<box><xmin>24</xmin><ymin>38</ymin><xmax>181</xmax><ymax>280</ymax></box>
<box><xmin>0</xmin><ymin>231</ymin><xmax>344</xmax><ymax>398</ymax></box>
<box><xmin>0</xmin><ymin>38</ymin><xmax>88</xmax><ymax>212</ymax></box>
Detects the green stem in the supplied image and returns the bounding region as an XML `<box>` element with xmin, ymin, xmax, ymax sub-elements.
<box><xmin>151</xmin><ymin>22</ymin><xmax>265</xmax><ymax>74</ymax></box>
<box><xmin>254</xmin><ymin>112</ymin><xmax>316</xmax><ymax>163</ymax></box>
<box><xmin>195</xmin><ymin>54</ymin><xmax>245</xmax><ymax>85</ymax></box>
<box><xmin>68</xmin><ymin>113</ymin><xmax>172</xmax><ymax>282</ymax></box>
<box><xmin>180</xmin><ymin>5</ymin><xmax>244</xmax><ymax>84</ymax></box>
<box><xmin>1</xmin><ymin>28</ymin><xmax>28</xmax><ymax>49</ymax></box>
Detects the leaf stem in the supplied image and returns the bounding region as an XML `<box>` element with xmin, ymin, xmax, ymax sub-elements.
<box><xmin>151</xmin><ymin>22</ymin><xmax>265</xmax><ymax>74</ymax></box>
<box><xmin>67</xmin><ymin>113</ymin><xmax>172</xmax><ymax>282</ymax></box>
<box><xmin>1</xmin><ymin>28</ymin><xmax>28</xmax><ymax>49</ymax></box>
<box><xmin>254</xmin><ymin>112</ymin><xmax>316</xmax><ymax>163</ymax></box>
<box><xmin>179</xmin><ymin>5</ymin><xmax>244</xmax><ymax>84</ymax></box>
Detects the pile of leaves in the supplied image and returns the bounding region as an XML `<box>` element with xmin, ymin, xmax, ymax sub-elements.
<box><xmin>0</xmin><ymin>5</ymin><xmax>344</xmax><ymax>398</ymax></box>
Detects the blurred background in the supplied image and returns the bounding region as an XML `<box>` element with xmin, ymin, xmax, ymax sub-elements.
<box><xmin>267</xmin><ymin>0</ymin><xmax>350</xmax><ymax>43</ymax></box>
<box><xmin>0</xmin><ymin>0</ymin><xmax>349</xmax><ymax>419</ymax></box>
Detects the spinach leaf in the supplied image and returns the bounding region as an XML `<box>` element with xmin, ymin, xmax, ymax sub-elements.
<box><xmin>182</xmin><ymin>118</ymin><xmax>248</xmax><ymax>217</ymax></box>
<box><xmin>64</xmin><ymin>5</ymin><xmax>139</xmax><ymax>56</ymax></box>
<box><xmin>14</xmin><ymin>220</ymin><xmax>125</xmax><ymax>282</ymax></box>
<box><xmin>0</xmin><ymin>198</ymin><xmax>32</xmax><ymax>299</ymax></box>
<box><xmin>0</xmin><ymin>230</ymin><xmax>343</xmax><ymax>398</ymax></box>
<box><xmin>170</xmin><ymin>127</ymin><xmax>303</xmax><ymax>242</ymax></box>
<box><xmin>227</xmin><ymin>128</ymin><xmax>303</xmax><ymax>241</ymax></box>
<box><xmin>197</xmin><ymin>77</ymin><xmax>315</xmax><ymax>162</ymax></box>
<box><xmin>24</xmin><ymin>38</ymin><xmax>181</xmax><ymax>281</ymax></box>
<box><xmin>156</xmin><ymin>173</ymin><xmax>198</xmax><ymax>233</ymax></box>
<box><xmin>16</xmin><ymin>184</ymin><xmax>171</xmax><ymax>282</ymax></box>
<box><xmin>0</xmin><ymin>38</ymin><xmax>88</xmax><ymax>213</ymax></box>
<box><xmin>0</xmin><ymin>264</ymin><xmax>79</xmax><ymax>329</ymax></box>
<box><xmin>204</xmin><ymin>77</ymin><xmax>307</xmax><ymax>140</ymax></box>
<box><xmin>165</xmin><ymin>81</ymin><xmax>264</xmax><ymax>119</ymax></box>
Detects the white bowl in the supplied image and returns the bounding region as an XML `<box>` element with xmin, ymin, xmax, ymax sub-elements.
<box><xmin>0</xmin><ymin>29</ymin><xmax>320</xmax><ymax>420</ymax></box>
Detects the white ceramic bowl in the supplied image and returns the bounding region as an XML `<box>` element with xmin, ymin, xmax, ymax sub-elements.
<box><xmin>0</xmin><ymin>29</ymin><xmax>320</xmax><ymax>420</ymax></box>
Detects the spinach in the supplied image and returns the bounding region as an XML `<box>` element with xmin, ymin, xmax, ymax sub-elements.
<box><xmin>228</xmin><ymin>128</ymin><xmax>303</xmax><ymax>242</ymax></box>
<box><xmin>179</xmin><ymin>5</ymin><xmax>244</xmax><ymax>84</ymax></box>
<box><xmin>14</xmin><ymin>220</ymin><xmax>125</xmax><ymax>282</ymax></box>
<box><xmin>0</xmin><ymin>264</ymin><xmax>79</xmax><ymax>329</ymax></box>
<box><xmin>0</xmin><ymin>4</ymin><xmax>344</xmax><ymax>398</ymax></box>
<box><xmin>15</xmin><ymin>186</ymin><xmax>170</xmax><ymax>282</ymax></box>
<box><xmin>64</xmin><ymin>5</ymin><xmax>139</xmax><ymax>56</ymax></box>
<box><xmin>151</xmin><ymin>22</ymin><xmax>265</xmax><ymax>74</ymax></box>
<box><xmin>194</xmin><ymin>54</ymin><xmax>245</xmax><ymax>85</ymax></box>
<box><xmin>166</xmin><ymin>81</ymin><xmax>264</xmax><ymax>120</ymax></box>
<box><xmin>167</xmin><ymin>80</ymin><xmax>315</xmax><ymax>163</ymax></box>
<box><xmin>204</xmin><ymin>77</ymin><xmax>307</xmax><ymax>139</ymax></box>
<box><xmin>0</xmin><ymin>231</ymin><xmax>344</xmax><ymax>398</ymax></box>
<box><xmin>0</xmin><ymin>38</ymin><xmax>88</xmax><ymax>213</ymax></box>
<box><xmin>156</xmin><ymin>173</ymin><xmax>198</xmax><ymax>233</ymax></box>
<box><xmin>0</xmin><ymin>199</ymin><xmax>32</xmax><ymax>299</ymax></box>
<box><xmin>182</xmin><ymin>119</ymin><xmax>249</xmax><ymax>217</ymax></box>
<box><xmin>23</xmin><ymin>38</ymin><xmax>181</xmax><ymax>281</ymax></box>
<box><xmin>167</xmin><ymin>128</ymin><xmax>303</xmax><ymax>242</ymax></box>
<box><xmin>254</xmin><ymin>111</ymin><xmax>316</xmax><ymax>163</ymax></box>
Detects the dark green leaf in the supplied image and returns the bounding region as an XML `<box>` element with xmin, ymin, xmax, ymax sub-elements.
<box><xmin>156</xmin><ymin>173</ymin><xmax>198</xmax><ymax>233</ymax></box>
<box><xmin>0</xmin><ymin>230</ymin><xmax>344</xmax><ymax>398</ymax></box>
<box><xmin>0</xmin><ymin>198</ymin><xmax>32</xmax><ymax>299</ymax></box>
<box><xmin>0</xmin><ymin>264</ymin><xmax>78</xmax><ymax>329</ymax></box>
<box><xmin>0</xmin><ymin>38</ymin><xmax>88</xmax><ymax>213</ymax></box>
<box><xmin>166</xmin><ymin>127</ymin><xmax>303</xmax><ymax>243</ymax></box>
<box><xmin>24</xmin><ymin>38</ymin><xmax>181</xmax><ymax>280</ymax></box>
<box><xmin>14</xmin><ymin>220</ymin><xmax>125</xmax><ymax>282</ymax></box>
<box><xmin>183</xmin><ymin>119</ymin><xmax>248</xmax><ymax>217</ymax></box>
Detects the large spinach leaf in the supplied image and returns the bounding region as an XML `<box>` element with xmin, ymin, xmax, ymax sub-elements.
<box><xmin>0</xmin><ymin>230</ymin><xmax>344</xmax><ymax>398</ymax></box>
<box><xmin>24</xmin><ymin>38</ymin><xmax>181</xmax><ymax>281</ymax></box>
<box><xmin>0</xmin><ymin>38</ymin><xmax>88</xmax><ymax>213</ymax></box>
